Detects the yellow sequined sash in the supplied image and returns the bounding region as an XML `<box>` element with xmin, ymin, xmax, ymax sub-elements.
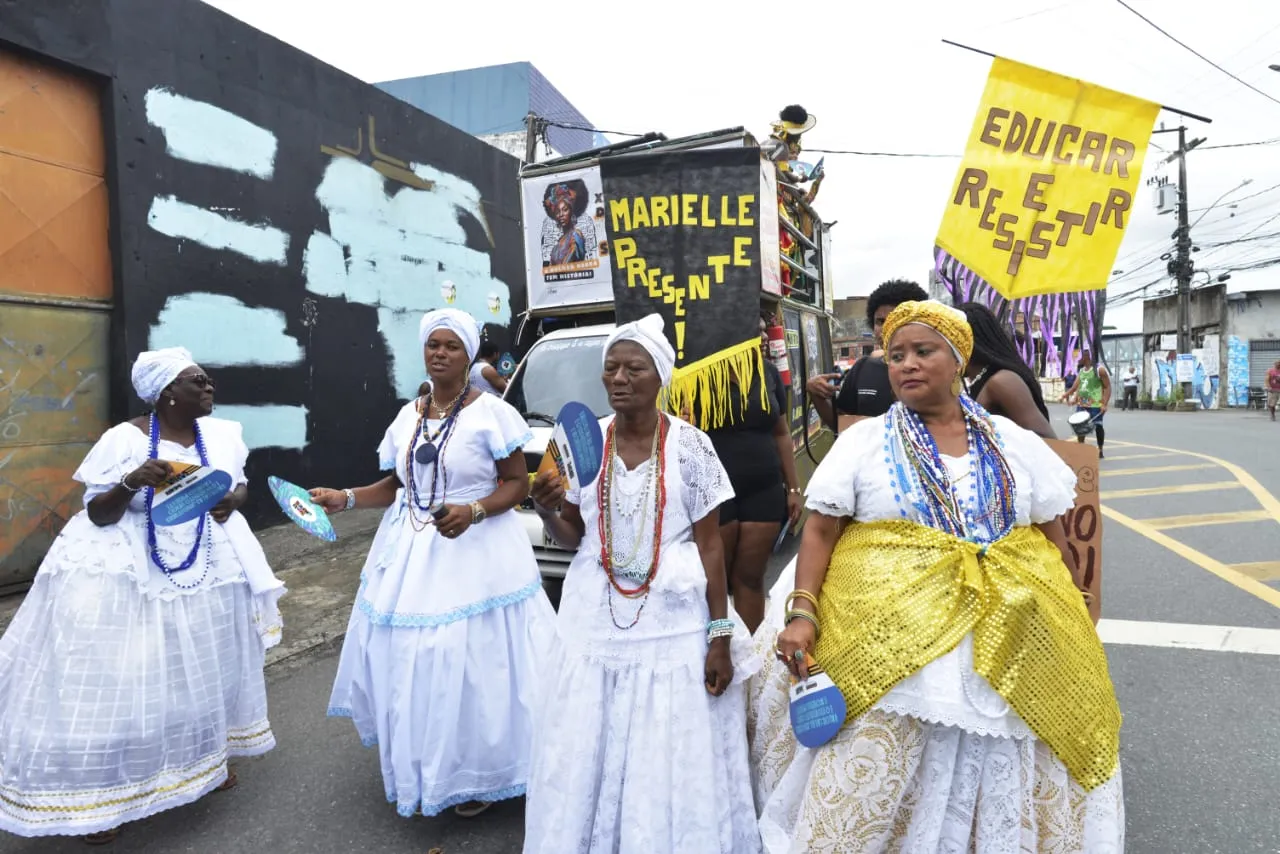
<box><xmin>812</xmin><ymin>519</ymin><xmax>1120</xmax><ymax>791</ymax></box>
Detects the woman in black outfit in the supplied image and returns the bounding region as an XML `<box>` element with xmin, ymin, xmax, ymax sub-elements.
<box><xmin>704</xmin><ymin>315</ymin><xmax>802</xmax><ymax>634</ymax></box>
<box><xmin>959</xmin><ymin>302</ymin><xmax>1057</xmax><ymax>439</ymax></box>
<box><xmin>807</xmin><ymin>279</ymin><xmax>929</xmax><ymax>432</ymax></box>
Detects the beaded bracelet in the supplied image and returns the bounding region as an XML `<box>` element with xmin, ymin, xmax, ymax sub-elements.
<box><xmin>344</xmin><ymin>489</ymin><xmax>356</xmax><ymax>511</ymax></box>
<box><xmin>707</xmin><ymin>618</ymin><xmax>735</xmax><ymax>642</ymax></box>
<box><xmin>785</xmin><ymin>609</ymin><xmax>820</xmax><ymax>639</ymax></box>
<box><xmin>119</xmin><ymin>472</ymin><xmax>141</xmax><ymax>493</ymax></box>
<box><xmin>786</xmin><ymin>589</ymin><xmax>820</xmax><ymax>612</ymax></box>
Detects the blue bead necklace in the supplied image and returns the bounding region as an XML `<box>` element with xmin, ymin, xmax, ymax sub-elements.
<box><xmin>145</xmin><ymin>413</ymin><xmax>212</xmax><ymax>587</ymax></box>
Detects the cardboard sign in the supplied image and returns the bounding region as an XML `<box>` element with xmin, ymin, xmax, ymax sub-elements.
<box><xmin>1045</xmin><ymin>439</ymin><xmax>1101</xmax><ymax>624</ymax></box>
<box><xmin>150</xmin><ymin>462</ymin><xmax>232</xmax><ymax>526</ymax></box>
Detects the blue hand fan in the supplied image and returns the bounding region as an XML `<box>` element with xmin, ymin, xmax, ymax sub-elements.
<box><xmin>268</xmin><ymin>476</ymin><xmax>337</xmax><ymax>542</ymax></box>
<box><xmin>537</xmin><ymin>401</ymin><xmax>605</xmax><ymax>493</ymax></box>
<box><xmin>789</xmin><ymin>657</ymin><xmax>847</xmax><ymax>748</ymax></box>
<box><xmin>150</xmin><ymin>463</ymin><xmax>234</xmax><ymax>526</ymax></box>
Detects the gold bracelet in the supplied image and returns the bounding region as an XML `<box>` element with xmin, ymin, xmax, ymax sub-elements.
<box><xmin>786</xmin><ymin>589</ymin><xmax>820</xmax><ymax>612</ymax></box>
<box><xmin>785</xmin><ymin>609</ymin><xmax>820</xmax><ymax>639</ymax></box>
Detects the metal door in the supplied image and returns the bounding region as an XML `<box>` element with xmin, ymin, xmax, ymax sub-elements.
<box><xmin>0</xmin><ymin>50</ymin><xmax>112</xmax><ymax>593</ymax></box>
<box><xmin>1247</xmin><ymin>340</ymin><xmax>1280</xmax><ymax>389</ymax></box>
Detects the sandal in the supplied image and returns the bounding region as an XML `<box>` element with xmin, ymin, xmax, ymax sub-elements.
<box><xmin>215</xmin><ymin>769</ymin><xmax>238</xmax><ymax>792</ymax></box>
<box><xmin>84</xmin><ymin>829</ymin><xmax>119</xmax><ymax>845</ymax></box>
<box><xmin>454</xmin><ymin>800</ymin><xmax>493</xmax><ymax>818</ymax></box>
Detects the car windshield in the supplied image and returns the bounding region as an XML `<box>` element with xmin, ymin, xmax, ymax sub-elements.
<box><xmin>506</xmin><ymin>335</ymin><xmax>610</xmax><ymax>422</ymax></box>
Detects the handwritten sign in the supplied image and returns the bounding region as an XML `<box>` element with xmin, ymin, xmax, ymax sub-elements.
<box><xmin>600</xmin><ymin>147</ymin><xmax>762</xmax><ymax>371</ymax></box>
<box><xmin>1045</xmin><ymin>438</ymin><xmax>1101</xmax><ymax>624</ymax></box>
<box><xmin>936</xmin><ymin>57</ymin><xmax>1160</xmax><ymax>299</ymax></box>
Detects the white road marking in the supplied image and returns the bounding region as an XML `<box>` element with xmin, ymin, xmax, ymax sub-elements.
<box><xmin>1098</xmin><ymin>619</ymin><xmax>1280</xmax><ymax>656</ymax></box>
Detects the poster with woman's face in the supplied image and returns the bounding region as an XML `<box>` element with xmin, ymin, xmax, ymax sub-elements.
<box><xmin>521</xmin><ymin>165</ymin><xmax>614</xmax><ymax>312</ymax></box>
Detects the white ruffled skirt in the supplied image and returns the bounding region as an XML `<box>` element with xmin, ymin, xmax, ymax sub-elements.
<box><xmin>0</xmin><ymin>519</ymin><xmax>275</xmax><ymax>837</ymax></box>
<box><xmin>327</xmin><ymin>505</ymin><xmax>556</xmax><ymax>818</ymax></box>
<box><xmin>523</xmin><ymin>586</ymin><xmax>763</xmax><ymax>854</ymax></box>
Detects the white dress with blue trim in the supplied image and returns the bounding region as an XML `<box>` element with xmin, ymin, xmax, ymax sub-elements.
<box><xmin>327</xmin><ymin>393</ymin><xmax>556</xmax><ymax>817</ymax></box>
<box><xmin>0</xmin><ymin>417</ymin><xmax>283</xmax><ymax>838</ymax></box>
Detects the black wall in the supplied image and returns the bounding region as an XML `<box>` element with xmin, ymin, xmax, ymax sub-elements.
<box><xmin>0</xmin><ymin>0</ymin><xmax>527</xmax><ymax>525</ymax></box>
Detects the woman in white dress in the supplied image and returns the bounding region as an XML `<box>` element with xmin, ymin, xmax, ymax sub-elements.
<box><xmin>0</xmin><ymin>348</ymin><xmax>284</xmax><ymax>844</ymax></box>
<box><xmin>311</xmin><ymin>308</ymin><xmax>554</xmax><ymax>819</ymax></box>
<box><xmin>523</xmin><ymin>314</ymin><xmax>762</xmax><ymax>854</ymax></box>
<box><xmin>749</xmin><ymin>301</ymin><xmax>1124</xmax><ymax>853</ymax></box>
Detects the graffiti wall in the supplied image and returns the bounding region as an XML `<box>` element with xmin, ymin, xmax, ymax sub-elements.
<box><xmin>1227</xmin><ymin>336</ymin><xmax>1250</xmax><ymax>407</ymax></box>
<box><xmin>1</xmin><ymin>0</ymin><xmax>526</xmax><ymax>529</ymax></box>
<box><xmin>1148</xmin><ymin>347</ymin><xmax>1220</xmax><ymax>409</ymax></box>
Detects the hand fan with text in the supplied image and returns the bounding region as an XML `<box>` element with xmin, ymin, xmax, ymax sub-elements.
<box><xmin>537</xmin><ymin>401</ymin><xmax>604</xmax><ymax>494</ymax></box>
<box><xmin>788</xmin><ymin>653</ymin><xmax>847</xmax><ymax>748</ymax></box>
<box><xmin>150</xmin><ymin>461</ymin><xmax>233</xmax><ymax>526</ymax></box>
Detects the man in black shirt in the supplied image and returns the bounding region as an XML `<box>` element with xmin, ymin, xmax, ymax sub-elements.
<box><xmin>808</xmin><ymin>279</ymin><xmax>929</xmax><ymax>432</ymax></box>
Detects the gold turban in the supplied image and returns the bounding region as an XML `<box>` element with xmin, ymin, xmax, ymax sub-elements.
<box><xmin>882</xmin><ymin>299</ymin><xmax>974</xmax><ymax>370</ymax></box>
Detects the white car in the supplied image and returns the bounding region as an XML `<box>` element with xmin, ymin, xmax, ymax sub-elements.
<box><xmin>503</xmin><ymin>323</ymin><xmax>614</xmax><ymax>601</ymax></box>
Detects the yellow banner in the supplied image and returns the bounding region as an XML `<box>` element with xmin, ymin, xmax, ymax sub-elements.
<box><xmin>936</xmin><ymin>57</ymin><xmax>1161</xmax><ymax>299</ymax></box>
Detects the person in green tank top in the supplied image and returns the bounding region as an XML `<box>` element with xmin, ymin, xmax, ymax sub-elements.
<box><xmin>1062</xmin><ymin>352</ymin><xmax>1111</xmax><ymax>457</ymax></box>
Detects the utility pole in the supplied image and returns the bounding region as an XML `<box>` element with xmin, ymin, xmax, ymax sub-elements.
<box><xmin>1163</xmin><ymin>126</ymin><xmax>1205</xmax><ymax>354</ymax></box>
<box><xmin>523</xmin><ymin>112</ymin><xmax>542</xmax><ymax>165</ymax></box>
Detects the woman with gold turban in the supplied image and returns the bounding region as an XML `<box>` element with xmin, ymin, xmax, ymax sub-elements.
<box><xmin>748</xmin><ymin>301</ymin><xmax>1123</xmax><ymax>852</ymax></box>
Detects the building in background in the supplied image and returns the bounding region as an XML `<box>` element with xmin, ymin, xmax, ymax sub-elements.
<box><xmin>830</xmin><ymin>296</ymin><xmax>873</xmax><ymax>366</ymax></box>
<box><xmin>377</xmin><ymin>62</ymin><xmax>608</xmax><ymax>163</ymax></box>
<box><xmin>1141</xmin><ymin>284</ymin><xmax>1280</xmax><ymax>409</ymax></box>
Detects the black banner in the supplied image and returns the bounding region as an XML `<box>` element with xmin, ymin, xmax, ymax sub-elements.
<box><xmin>599</xmin><ymin>147</ymin><xmax>762</xmax><ymax>371</ymax></box>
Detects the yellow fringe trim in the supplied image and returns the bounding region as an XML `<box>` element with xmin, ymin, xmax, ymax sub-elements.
<box><xmin>662</xmin><ymin>339</ymin><xmax>767</xmax><ymax>431</ymax></box>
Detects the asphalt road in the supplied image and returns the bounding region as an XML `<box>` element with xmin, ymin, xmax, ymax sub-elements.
<box><xmin>7</xmin><ymin>404</ymin><xmax>1280</xmax><ymax>853</ymax></box>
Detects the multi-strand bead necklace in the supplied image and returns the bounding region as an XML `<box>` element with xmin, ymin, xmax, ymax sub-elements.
<box><xmin>404</xmin><ymin>385</ymin><xmax>469</xmax><ymax>531</ymax></box>
<box><xmin>597</xmin><ymin>415</ymin><xmax>669</xmax><ymax>630</ymax></box>
<box><xmin>885</xmin><ymin>396</ymin><xmax>1017</xmax><ymax>544</ymax></box>
<box><xmin>144</xmin><ymin>413</ymin><xmax>212</xmax><ymax>590</ymax></box>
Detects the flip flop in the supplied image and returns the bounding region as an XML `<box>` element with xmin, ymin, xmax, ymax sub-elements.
<box><xmin>84</xmin><ymin>829</ymin><xmax>119</xmax><ymax>845</ymax></box>
<box><xmin>215</xmin><ymin>769</ymin><xmax>238</xmax><ymax>792</ymax></box>
<box><xmin>454</xmin><ymin>800</ymin><xmax>493</xmax><ymax>818</ymax></box>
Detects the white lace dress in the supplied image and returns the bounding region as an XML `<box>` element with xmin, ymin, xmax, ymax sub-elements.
<box><xmin>327</xmin><ymin>393</ymin><xmax>556</xmax><ymax>817</ymax></box>
<box><xmin>748</xmin><ymin>414</ymin><xmax>1125</xmax><ymax>854</ymax></box>
<box><xmin>0</xmin><ymin>418</ymin><xmax>284</xmax><ymax>838</ymax></box>
<box><xmin>523</xmin><ymin>416</ymin><xmax>763</xmax><ymax>854</ymax></box>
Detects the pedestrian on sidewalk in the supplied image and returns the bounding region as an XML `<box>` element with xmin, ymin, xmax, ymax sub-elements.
<box><xmin>1122</xmin><ymin>365</ymin><xmax>1140</xmax><ymax>410</ymax></box>
<box><xmin>312</xmin><ymin>309</ymin><xmax>554</xmax><ymax>820</ymax></box>
<box><xmin>806</xmin><ymin>279</ymin><xmax>929</xmax><ymax>433</ymax></box>
<box><xmin>0</xmin><ymin>348</ymin><xmax>285</xmax><ymax>845</ymax></box>
<box><xmin>748</xmin><ymin>301</ymin><xmax>1123</xmax><ymax>851</ymax></box>
<box><xmin>959</xmin><ymin>302</ymin><xmax>1057</xmax><ymax>438</ymax></box>
<box><xmin>1062</xmin><ymin>352</ymin><xmax>1111</xmax><ymax>458</ymax></box>
<box><xmin>523</xmin><ymin>314</ymin><xmax>762</xmax><ymax>854</ymax></box>
<box><xmin>1267</xmin><ymin>359</ymin><xmax>1280</xmax><ymax>421</ymax></box>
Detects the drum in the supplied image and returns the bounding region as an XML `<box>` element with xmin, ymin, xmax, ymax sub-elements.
<box><xmin>1068</xmin><ymin>409</ymin><xmax>1096</xmax><ymax>437</ymax></box>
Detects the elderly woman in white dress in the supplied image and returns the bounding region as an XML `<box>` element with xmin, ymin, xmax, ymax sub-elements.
<box><xmin>523</xmin><ymin>314</ymin><xmax>762</xmax><ymax>854</ymax></box>
<box><xmin>748</xmin><ymin>301</ymin><xmax>1124</xmax><ymax>853</ymax></box>
<box><xmin>311</xmin><ymin>308</ymin><xmax>554</xmax><ymax>820</ymax></box>
<box><xmin>0</xmin><ymin>348</ymin><xmax>284</xmax><ymax>845</ymax></box>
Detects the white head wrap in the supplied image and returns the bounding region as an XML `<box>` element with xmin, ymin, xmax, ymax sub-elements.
<box><xmin>131</xmin><ymin>347</ymin><xmax>198</xmax><ymax>405</ymax></box>
<box><xmin>603</xmin><ymin>313</ymin><xmax>676</xmax><ymax>386</ymax></box>
<box><xmin>419</xmin><ymin>308</ymin><xmax>481</xmax><ymax>362</ymax></box>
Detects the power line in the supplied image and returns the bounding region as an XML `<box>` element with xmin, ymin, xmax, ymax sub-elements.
<box><xmin>1112</xmin><ymin>0</ymin><xmax>1280</xmax><ymax>109</ymax></box>
<box><xmin>806</xmin><ymin>148</ymin><xmax>959</xmax><ymax>158</ymax></box>
<box><xmin>542</xmin><ymin>119</ymin><xmax>652</xmax><ymax>138</ymax></box>
<box><xmin>1201</xmin><ymin>136</ymin><xmax>1280</xmax><ymax>150</ymax></box>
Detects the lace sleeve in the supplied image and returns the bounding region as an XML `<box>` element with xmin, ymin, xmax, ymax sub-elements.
<box><xmin>676</xmin><ymin>422</ymin><xmax>734</xmax><ymax>524</ymax></box>
<box><xmin>804</xmin><ymin>417</ymin><xmax>878</xmax><ymax>518</ymax></box>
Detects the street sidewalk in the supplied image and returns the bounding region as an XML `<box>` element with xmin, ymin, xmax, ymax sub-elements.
<box><xmin>0</xmin><ymin>510</ymin><xmax>385</xmax><ymax>668</ymax></box>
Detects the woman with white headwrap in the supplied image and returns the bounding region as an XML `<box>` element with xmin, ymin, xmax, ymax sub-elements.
<box><xmin>523</xmin><ymin>313</ymin><xmax>762</xmax><ymax>853</ymax></box>
<box><xmin>310</xmin><ymin>308</ymin><xmax>554</xmax><ymax>820</ymax></box>
<box><xmin>0</xmin><ymin>348</ymin><xmax>283</xmax><ymax>844</ymax></box>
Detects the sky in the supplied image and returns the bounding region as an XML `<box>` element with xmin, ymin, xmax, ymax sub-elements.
<box><xmin>203</xmin><ymin>0</ymin><xmax>1280</xmax><ymax>334</ymax></box>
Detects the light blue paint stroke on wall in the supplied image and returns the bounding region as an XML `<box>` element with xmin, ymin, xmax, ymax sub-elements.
<box><xmin>214</xmin><ymin>404</ymin><xmax>309</xmax><ymax>451</ymax></box>
<box><xmin>151</xmin><ymin>292</ymin><xmax>303</xmax><ymax>368</ymax></box>
<box><xmin>301</xmin><ymin>156</ymin><xmax>512</xmax><ymax>399</ymax></box>
<box><xmin>145</xmin><ymin>88</ymin><xmax>277</xmax><ymax>179</ymax></box>
<box><xmin>149</xmin><ymin>196</ymin><xmax>289</xmax><ymax>265</ymax></box>
<box><xmin>1228</xmin><ymin>335</ymin><xmax>1250</xmax><ymax>406</ymax></box>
